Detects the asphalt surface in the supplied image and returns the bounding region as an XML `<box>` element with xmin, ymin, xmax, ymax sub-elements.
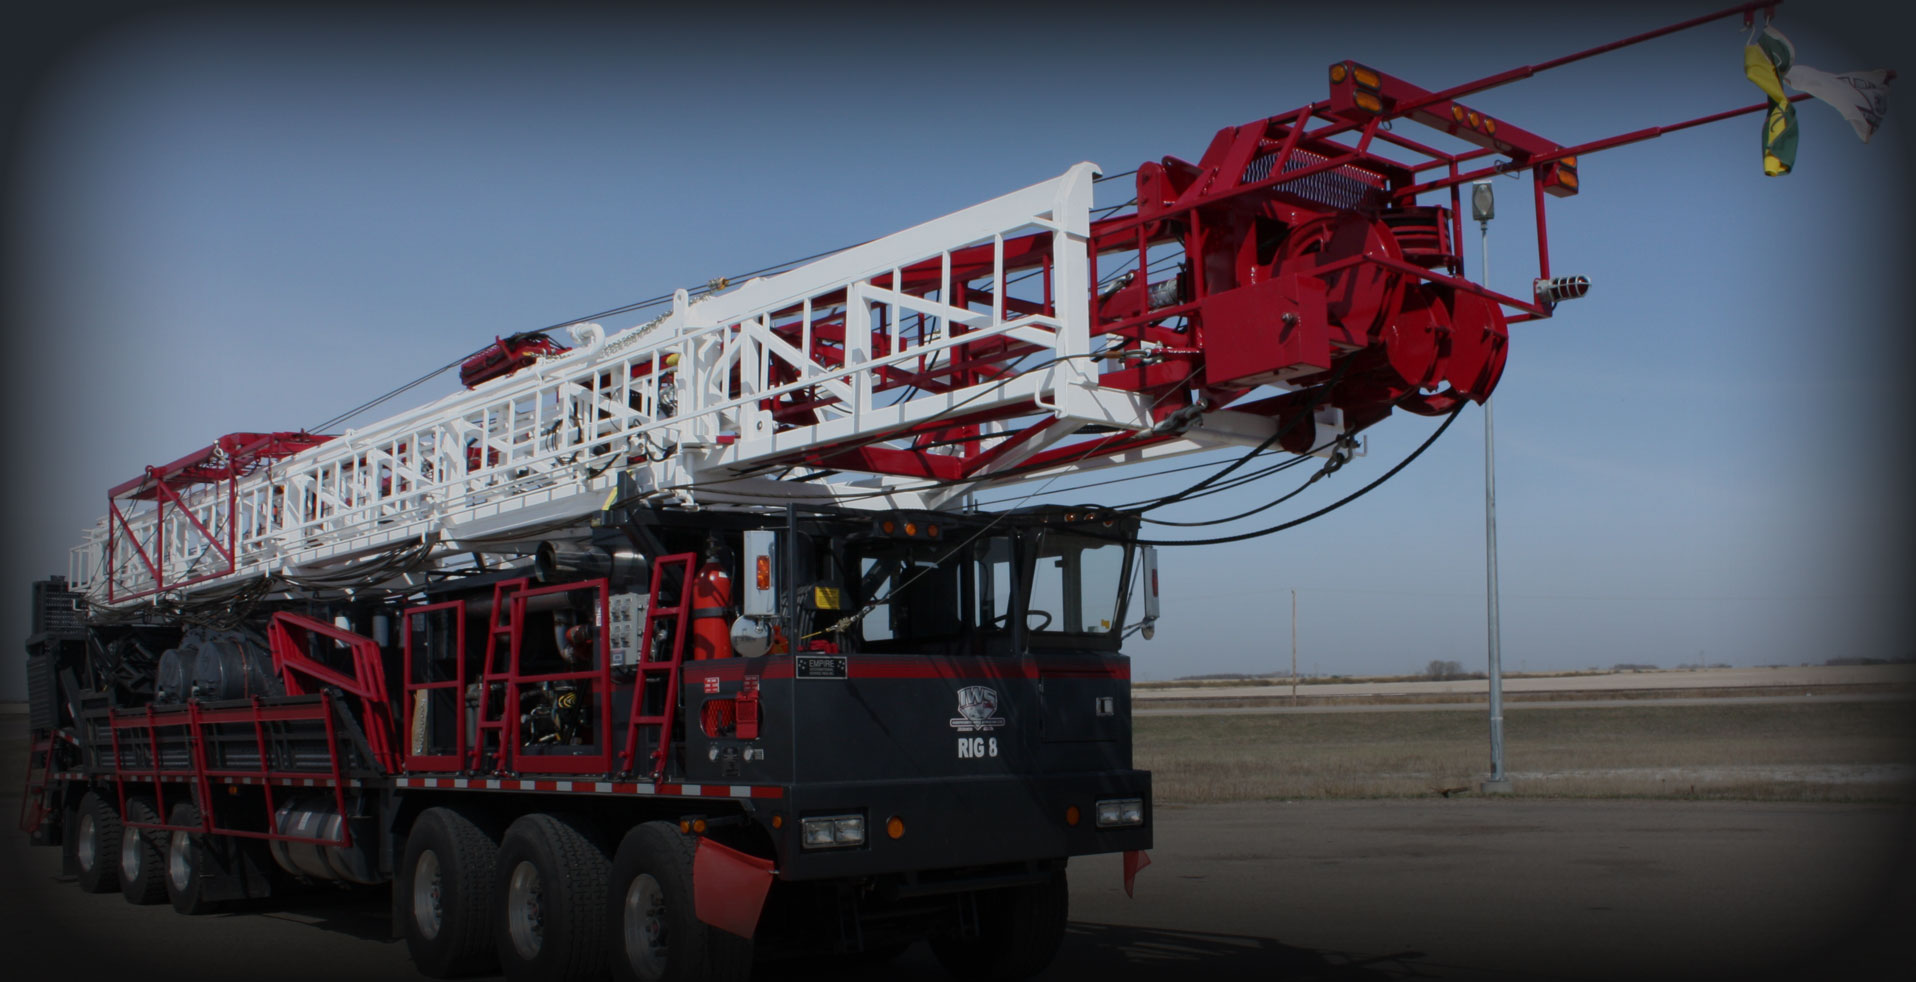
<box><xmin>4</xmin><ymin>795</ymin><xmax>1910</xmax><ymax>982</ymax></box>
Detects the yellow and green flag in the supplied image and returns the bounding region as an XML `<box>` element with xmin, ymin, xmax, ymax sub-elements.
<box><xmin>1744</xmin><ymin>26</ymin><xmax>1798</xmax><ymax>176</ymax></box>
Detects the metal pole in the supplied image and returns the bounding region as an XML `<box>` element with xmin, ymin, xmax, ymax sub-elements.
<box><xmin>1479</xmin><ymin>204</ymin><xmax>1511</xmax><ymax>794</ymax></box>
<box><xmin>1290</xmin><ymin>588</ymin><xmax>1298</xmax><ymax>707</ymax></box>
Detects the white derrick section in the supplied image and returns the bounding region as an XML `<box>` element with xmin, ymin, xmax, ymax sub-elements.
<box><xmin>69</xmin><ymin>161</ymin><xmax>1348</xmax><ymax>607</ymax></box>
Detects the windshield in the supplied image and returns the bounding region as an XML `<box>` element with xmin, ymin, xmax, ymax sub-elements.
<box><xmin>1026</xmin><ymin>531</ymin><xmax>1129</xmax><ymax>640</ymax></box>
<box><xmin>848</xmin><ymin>528</ymin><xmax>1130</xmax><ymax>654</ymax></box>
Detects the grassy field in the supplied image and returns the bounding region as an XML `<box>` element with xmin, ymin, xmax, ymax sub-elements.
<box><xmin>1137</xmin><ymin>682</ymin><xmax>1913</xmax><ymax>709</ymax></box>
<box><xmin>1136</xmin><ymin>699</ymin><xmax>1916</xmax><ymax>803</ymax></box>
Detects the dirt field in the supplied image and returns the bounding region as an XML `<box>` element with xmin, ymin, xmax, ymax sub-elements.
<box><xmin>1137</xmin><ymin>697</ymin><xmax>1916</xmax><ymax>802</ymax></box>
<box><xmin>1137</xmin><ymin>663</ymin><xmax>1916</xmax><ymax>702</ymax></box>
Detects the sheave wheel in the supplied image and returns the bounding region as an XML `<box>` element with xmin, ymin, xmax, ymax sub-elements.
<box><xmin>608</xmin><ymin>821</ymin><xmax>752</xmax><ymax>982</ymax></box>
<box><xmin>164</xmin><ymin>801</ymin><xmax>223</xmax><ymax>915</ymax></box>
<box><xmin>929</xmin><ymin>867</ymin><xmax>1069</xmax><ymax>981</ymax></box>
<box><xmin>74</xmin><ymin>791</ymin><xmax>123</xmax><ymax>893</ymax></box>
<box><xmin>400</xmin><ymin>806</ymin><xmax>502</xmax><ymax>978</ymax></box>
<box><xmin>495</xmin><ymin>813</ymin><xmax>612</xmax><ymax>982</ymax></box>
<box><xmin>119</xmin><ymin>796</ymin><xmax>170</xmax><ymax>904</ymax></box>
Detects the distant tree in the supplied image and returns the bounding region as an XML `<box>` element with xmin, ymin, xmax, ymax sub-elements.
<box><xmin>1425</xmin><ymin>659</ymin><xmax>1465</xmax><ymax>680</ymax></box>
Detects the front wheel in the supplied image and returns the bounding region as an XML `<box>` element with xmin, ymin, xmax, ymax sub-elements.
<box><xmin>929</xmin><ymin>868</ymin><xmax>1068</xmax><ymax>981</ymax></box>
<box><xmin>607</xmin><ymin>822</ymin><xmax>751</xmax><ymax>982</ymax></box>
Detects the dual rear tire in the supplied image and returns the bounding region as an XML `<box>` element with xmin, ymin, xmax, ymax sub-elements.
<box><xmin>118</xmin><ymin>797</ymin><xmax>169</xmax><ymax>905</ymax></box>
<box><xmin>495</xmin><ymin>813</ymin><xmax>612</xmax><ymax>982</ymax></box>
<box><xmin>396</xmin><ymin>811</ymin><xmax>754</xmax><ymax>982</ymax></box>
<box><xmin>400</xmin><ymin>806</ymin><xmax>502</xmax><ymax>978</ymax></box>
<box><xmin>70</xmin><ymin>792</ymin><xmax>231</xmax><ymax>913</ymax></box>
<box><xmin>163</xmin><ymin>801</ymin><xmax>223</xmax><ymax>915</ymax></box>
<box><xmin>399</xmin><ymin>808</ymin><xmax>624</xmax><ymax>982</ymax></box>
<box><xmin>72</xmin><ymin>791</ymin><xmax>122</xmax><ymax>893</ymax></box>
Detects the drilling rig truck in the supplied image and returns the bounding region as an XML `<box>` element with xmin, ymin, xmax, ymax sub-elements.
<box><xmin>17</xmin><ymin>6</ymin><xmax>1828</xmax><ymax>980</ymax></box>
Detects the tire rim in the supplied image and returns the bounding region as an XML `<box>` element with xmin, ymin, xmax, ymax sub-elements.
<box><xmin>412</xmin><ymin>850</ymin><xmax>444</xmax><ymax>941</ymax></box>
<box><xmin>507</xmin><ymin>860</ymin><xmax>544</xmax><ymax>960</ymax></box>
<box><xmin>623</xmin><ymin>873</ymin><xmax>668</xmax><ymax>980</ymax></box>
<box><xmin>121</xmin><ymin>827</ymin><xmax>143</xmax><ymax>882</ymax></box>
<box><xmin>76</xmin><ymin>813</ymin><xmax>98</xmax><ymax>872</ymax></box>
<box><xmin>169</xmin><ymin>829</ymin><xmax>193</xmax><ymax>893</ymax></box>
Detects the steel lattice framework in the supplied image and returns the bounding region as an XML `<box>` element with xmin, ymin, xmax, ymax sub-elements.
<box><xmin>72</xmin><ymin>4</ymin><xmax>1803</xmax><ymax>609</ymax></box>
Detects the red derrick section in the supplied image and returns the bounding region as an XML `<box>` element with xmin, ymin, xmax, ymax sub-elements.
<box><xmin>106</xmin><ymin>431</ymin><xmax>335</xmax><ymax>603</ymax></box>
<box><xmin>109</xmin><ymin>431</ymin><xmax>335</xmax><ymax>500</ymax></box>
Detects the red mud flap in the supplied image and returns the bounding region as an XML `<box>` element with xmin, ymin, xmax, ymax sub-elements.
<box><xmin>1123</xmin><ymin>849</ymin><xmax>1151</xmax><ymax>898</ymax></box>
<box><xmin>692</xmin><ymin>837</ymin><xmax>776</xmax><ymax>939</ymax></box>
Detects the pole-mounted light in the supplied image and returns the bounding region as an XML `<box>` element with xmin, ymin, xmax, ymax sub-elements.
<box><xmin>1471</xmin><ymin>181</ymin><xmax>1495</xmax><ymax>222</ymax></box>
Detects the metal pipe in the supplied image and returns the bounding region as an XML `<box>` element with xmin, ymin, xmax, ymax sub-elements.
<box><xmin>1395</xmin><ymin>2</ymin><xmax>1785</xmax><ymax>120</ymax></box>
<box><xmin>1395</xmin><ymin>94</ymin><xmax>1813</xmax><ymax>200</ymax></box>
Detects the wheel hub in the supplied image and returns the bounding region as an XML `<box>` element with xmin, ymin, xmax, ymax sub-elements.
<box><xmin>507</xmin><ymin>860</ymin><xmax>545</xmax><ymax>959</ymax></box>
<box><xmin>412</xmin><ymin>850</ymin><xmax>444</xmax><ymax>940</ymax></box>
<box><xmin>76</xmin><ymin>813</ymin><xmax>97</xmax><ymax>872</ymax></box>
<box><xmin>623</xmin><ymin>873</ymin><xmax>669</xmax><ymax>980</ymax></box>
<box><xmin>122</xmin><ymin>828</ymin><xmax>143</xmax><ymax>881</ymax></box>
<box><xmin>168</xmin><ymin>830</ymin><xmax>193</xmax><ymax>893</ymax></box>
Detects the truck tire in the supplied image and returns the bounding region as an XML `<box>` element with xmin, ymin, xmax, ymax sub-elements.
<box><xmin>74</xmin><ymin>791</ymin><xmax>123</xmax><ymax>893</ymax></box>
<box><xmin>164</xmin><ymin>801</ymin><xmax>223</xmax><ymax>915</ymax></box>
<box><xmin>929</xmin><ymin>868</ymin><xmax>1069</xmax><ymax>981</ymax></box>
<box><xmin>495</xmin><ymin>813</ymin><xmax>612</xmax><ymax>982</ymax></box>
<box><xmin>400</xmin><ymin>806</ymin><xmax>502</xmax><ymax>978</ymax></box>
<box><xmin>119</xmin><ymin>797</ymin><xmax>169</xmax><ymax>905</ymax></box>
<box><xmin>607</xmin><ymin>822</ymin><xmax>752</xmax><ymax>982</ymax></box>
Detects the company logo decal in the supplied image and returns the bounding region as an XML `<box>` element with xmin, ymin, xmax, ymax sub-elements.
<box><xmin>949</xmin><ymin>685</ymin><xmax>1005</xmax><ymax>732</ymax></box>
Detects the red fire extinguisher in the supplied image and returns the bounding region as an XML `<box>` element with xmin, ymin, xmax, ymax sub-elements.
<box><xmin>690</xmin><ymin>544</ymin><xmax>732</xmax><ymax>660</ymax></box>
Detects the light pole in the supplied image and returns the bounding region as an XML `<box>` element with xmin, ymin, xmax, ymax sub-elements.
<box><xmin>1474</xmin><ymin>181</ymin><xmax>1512</xmax><ymax>794</ymax></box>
<box><xmin>1290</xmin><ymin>588</ymin><xmax>1298</xmax><ymax>706</ymax></box>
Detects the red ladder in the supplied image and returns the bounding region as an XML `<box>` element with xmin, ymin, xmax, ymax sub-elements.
<box><xmin>16</xmin><ymin>733</ymin><xmax>59</xmax><ymax>834</ymax></box>
<box><xmin>620</xmin><ymin>553</ymin><xmax>696</xmax><ymax>780</ymax></box>
<box><xmin>469</xmin><ymin>577</ymin><xmax>529</xmax><ymax>773</ymax></box>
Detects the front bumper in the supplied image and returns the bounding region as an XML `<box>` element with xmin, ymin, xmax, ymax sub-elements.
<box><xmin>771</xmin><ymin>769</ymin><xmax>1152</xmax><ymax>882</ymax></box>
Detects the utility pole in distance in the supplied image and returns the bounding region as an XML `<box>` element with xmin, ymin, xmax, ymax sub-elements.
<box><xmin>1290</xmin><ymin>588</ymin><xmax>1298</xmax><ymax>706</ymax></box>
<box><xmin>1475</xmin><ymin>181</ymin><xmax>1512</xmax><ymax>795</ymax></box>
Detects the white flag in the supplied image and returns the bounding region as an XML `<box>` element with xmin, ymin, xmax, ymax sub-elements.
<box><xmin>1783</xmin><ymin>64</ymin><xmax>1894</xmax><ymax>142</ymax></box>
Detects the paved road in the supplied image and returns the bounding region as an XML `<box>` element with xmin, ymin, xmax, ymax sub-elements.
<box><xmin>4</xmin><ymin>795</ymin><xmax>1909</xmax><ymax>982</ymax></box>
<box><xmin>1135</xmin><ymin>692</ymin><xmax>1916</xmax><ymax>715</ymax></box>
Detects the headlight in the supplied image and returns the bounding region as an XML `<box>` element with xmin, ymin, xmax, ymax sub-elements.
<box><xmin>799</xmin><ymin>814</ymin><xmax>866</xmax><ymax>849</ymax></box>
<box><xmin>1095</xmin><ymin>797</ymin><xmax>1145</xmax><ymax>828</ymax></box>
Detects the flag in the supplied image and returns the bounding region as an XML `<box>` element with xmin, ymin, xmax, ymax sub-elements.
<box><xmin>1784</xmin><ymin>64</ymin><xmax>1894</xmax><ymax>143</ymax></box>
<box><xmin>1744</xmin><ymin>23</ymin><xmax>1895</xmax><ymax>174</ymax></box>
<box><xmin>1743</xmin><ymin>26</ymin><xmax>1797</xmax><ymax>176</ymax></box>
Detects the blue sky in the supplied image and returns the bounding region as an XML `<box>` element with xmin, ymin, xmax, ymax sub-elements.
<box><xmin>3</xmin><ymin>1</ymin><xmax>1909</xmax><ymax>695</ymax></box>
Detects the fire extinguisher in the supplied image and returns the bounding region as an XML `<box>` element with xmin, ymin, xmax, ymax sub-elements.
<box><xmin>690</xmin><ymin>541</ymin><xmax>733</xmax><ymax>660</ymax></box>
